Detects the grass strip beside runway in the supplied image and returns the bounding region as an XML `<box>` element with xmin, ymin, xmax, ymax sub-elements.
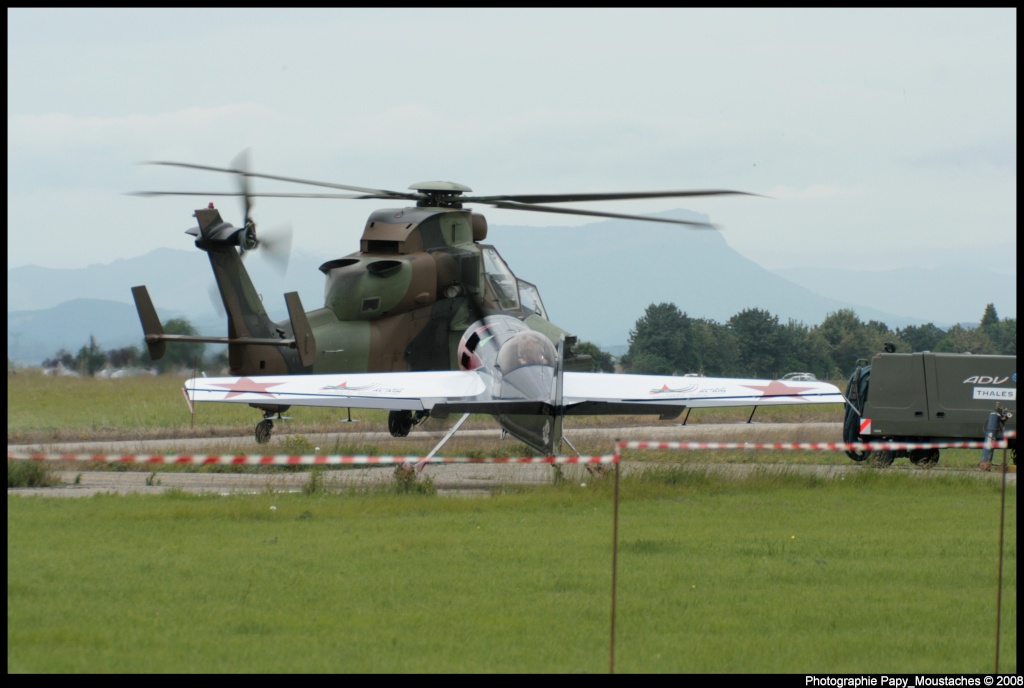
<box><xmin>8</xmin><ymin>469</ymin><xmax>1016</xmax><ymax>673</ymax></box>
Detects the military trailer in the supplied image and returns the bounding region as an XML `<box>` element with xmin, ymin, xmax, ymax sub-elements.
<box><xmin>843</xmin><ymin>350</ymin><xmax>1016</xmax><ymax>466</ymax></box>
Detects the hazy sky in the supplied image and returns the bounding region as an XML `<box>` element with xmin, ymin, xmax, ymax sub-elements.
<box><xmin>7</xmin><ymin>8</ymin><xmax>1017</xmax><ymax>276</ymax></box>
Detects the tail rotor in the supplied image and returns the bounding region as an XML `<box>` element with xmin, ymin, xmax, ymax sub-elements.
<box><xmin>230</xmin><ymin>149</ymin><xmax>292</xmax><ymax>275</ymax></box>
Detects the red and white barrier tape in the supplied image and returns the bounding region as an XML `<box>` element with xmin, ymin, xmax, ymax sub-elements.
<box><xmin>6</xmin><ymin>452</ymin><xmax>618</xmax><ymax>465</ymax></box>
<box><xmin>8</xmin><ymin>432</ymin><xmax>1014</xmax><ymax>464</ymax></box>
<box><xmin>618</xmin><ymin>440</ymin><xmax>1010</xmax><ymax>451</ymax></box>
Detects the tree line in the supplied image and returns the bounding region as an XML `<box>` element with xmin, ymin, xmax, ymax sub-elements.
<box><xmin>618</xmin><ymin>303</ymin><xmax>1016</xmax><ymax>380</ymax></box>
<box><xmin>29</xmin><ymin>304</ymin><xmax>1015</xmax><ymax>380</ymax></box>
<box><xmin>38</xmin><ymin>318</ymin><xmax>216</xmax><ymax>375</ymax></box>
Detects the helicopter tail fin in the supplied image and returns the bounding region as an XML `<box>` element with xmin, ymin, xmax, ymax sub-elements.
<box><xmin>132</xmin><ymin>285</ymin><xmax>167</xmax><ymax>360</ymax></box>
<box><xmin>285</xmin><ymin>291</ymin><xmax>316</xmax><ymax>368</ymax></box>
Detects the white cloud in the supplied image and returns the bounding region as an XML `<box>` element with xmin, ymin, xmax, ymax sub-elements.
<box><xmin>6</xmin><ymin>8</ymin><xmax>1016</xmax><ymax>274</ymax></box>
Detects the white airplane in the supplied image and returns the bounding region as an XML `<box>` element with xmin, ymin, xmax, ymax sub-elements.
<box><xmin>184</xmin><ymin>314</ymin><xmax>847</xmax><ymax>458</ymax></box>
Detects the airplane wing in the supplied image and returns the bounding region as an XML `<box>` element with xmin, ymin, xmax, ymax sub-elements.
<box><xmin>184</xmin><ymin>371</ymin><xmax>488</xmax><ymax>411</ymax></box>
<box><xmin>561</xmin><ymin>372</ymin><xmax>846</xmax><ymax>415</ymax></box>
<box><xmin>185</xmin><ymin>370</ymin><xmax>845</xmax><ymax>415</ymax></box>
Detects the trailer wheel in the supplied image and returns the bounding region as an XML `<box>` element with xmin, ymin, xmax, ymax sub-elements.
<box><xmin>867</xmin><ymin>450</ymin><xmax>895</xmax><ymax>467</ymax></box>
<box><xmin>909</xmin><ymin>449</ymin><xmax>939</xmax><ymax>467</ymax></box>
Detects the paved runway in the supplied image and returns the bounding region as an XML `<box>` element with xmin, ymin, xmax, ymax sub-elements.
<box><xmin>9</xmin><ymin>421</ymin><xmax>845</xmax><ymax>455</ymax></box>
<box><xmin>9</xmin><ymin>422</ymin><xmax>1015</xmax><ymax>497</ymax></box>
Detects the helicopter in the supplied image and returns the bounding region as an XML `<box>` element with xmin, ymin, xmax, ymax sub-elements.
<box><xmin>133</xmin><ymin>152</ymin><xmax>845</xmax><ymax>455</ymax></box>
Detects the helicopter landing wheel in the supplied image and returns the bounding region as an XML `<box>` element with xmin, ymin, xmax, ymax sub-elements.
<box><xmin>388</xmin><ymin>410</ymin><xmax>413</xmax><ymax>438</ymax></box>
<box><xmin>255</xmin><ymin>419</ymin><xmax>274</xmax><ymax>444</ymax></box>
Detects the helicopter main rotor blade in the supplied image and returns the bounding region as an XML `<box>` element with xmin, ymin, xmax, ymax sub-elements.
<box><xmin>143</xmin><ymin>160</ymin><xmax>414</xmax><ymax>199</ymax></box>
<box><xmin>462</xmin><ymin>189</ymin><xmax>759</xmax><ymax>204</ymax></box>
<box><xmin>471</xmin><ymin>200</ymin><xmax>721</xmax><ymax>228</ymax></box>
<box><xmin>129</xmin><ymin>191</ymin><xmax>399</xmax><ymax>200</ymax></box>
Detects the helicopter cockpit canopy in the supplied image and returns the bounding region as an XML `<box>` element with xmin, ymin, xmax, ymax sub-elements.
<box><xmin>480</xmin><ymin>245</ymin><xmax>519</xmax><ymax>310</ymax></box>
<box><xmin>517</xmin><ymin>279</ymin><xmax>547</xmax><ymax>319</ymax></box>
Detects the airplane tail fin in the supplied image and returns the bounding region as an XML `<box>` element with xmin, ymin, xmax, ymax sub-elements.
<box><xmin>551</xmin><ymin>335</ymin><xmax>566</xmax><ymax>453</ymax></box>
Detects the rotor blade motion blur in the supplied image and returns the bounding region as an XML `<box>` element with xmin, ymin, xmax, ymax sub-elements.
<box><xmin>137</xmin><ymin>154</ymin><xmax>756</xmax><ymax>228</ymax></box>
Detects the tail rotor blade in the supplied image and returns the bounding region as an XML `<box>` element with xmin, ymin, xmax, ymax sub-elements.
<box><xmin>231</xmin><ymin>149</ymin><xmax>254</xmax><ymax>228</ymax></box>
<box><xmin>259</xmin><ymin>224</ymin><xmax>293</xmax><ymax>276</ymax></box>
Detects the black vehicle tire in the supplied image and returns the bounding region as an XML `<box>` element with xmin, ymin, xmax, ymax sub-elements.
<box><xmin>255</xmin><ymin>419</ymin><xmax>273</xmax><ymax>444</ymax></box>
<box><xmin>908</xmin><ymin>449</ymin><xmax>940</xmax><ymax>467</ymax></box>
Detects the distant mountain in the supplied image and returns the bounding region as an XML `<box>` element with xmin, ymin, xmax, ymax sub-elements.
<box><xmin>769</xmin><ymin>265</ymin><xmax>1015</xmax><ymax>329</ymax></box>
<box><xmin>7</xmin><ymin>246</ymin><xmax>328</xmax><ymax>319</ymax></box>
<box><xmin>488</xmin><ymin>211</ymin><xmax>968</xmax><ymax>348</ymax></box>
<box><xmin>7</xmin><ymin>210</ymin><xmax>1016</xmax><ymax>364</ymax></box>
<box><xmin>9</xmin><ymin>299</ymin><xmax>169</xmax><ymax>365</ymax></box>
<box><xmin>6</xmin><ymin>298</ymin><xmax>234</xmax><ymax>366</ymax></box>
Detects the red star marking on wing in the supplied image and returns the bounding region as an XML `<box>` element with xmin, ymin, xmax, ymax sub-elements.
<box><xmin>739</xmin><ymin>380</ymin><xmax>817</xmax><ymax>398</ymax></box>
<box><xmin>208</xmin><ymin>377</ymin><xmax>287</xmax><ymax>399</ymax></box>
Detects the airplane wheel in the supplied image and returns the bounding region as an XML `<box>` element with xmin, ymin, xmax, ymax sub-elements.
<box><xmin>908</xmin><ymin>449</ymin><xmax>939</xmax><ymax>467</ymax></box>
<box><xmin>388</xmin><ymin>410</ymin><xmax>413</xmax><ymax>438</ymax></box>
<box><xmin>867</xmin><ymin>450</ymin><xmax>894</xmax><ymax>467</ymax></box>
<box><xmin>255</xmin><ymin>419</ymin><xmax>274</xmax><ymax>444</ymax></box>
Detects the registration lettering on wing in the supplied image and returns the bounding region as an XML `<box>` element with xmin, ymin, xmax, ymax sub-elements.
<box><xmin>649</xmin><ymin>382</ymin><xmax>700</xmax><ymax>395</ymax></box>
<box><xmin>321</xmin><ymin>381</ymin><xmax>381</xmax><ymax>394</ymax></box>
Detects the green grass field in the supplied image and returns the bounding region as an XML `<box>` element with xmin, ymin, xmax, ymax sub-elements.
<box><xmin>7</xmin><ymin>371</ymin><xmax>1017</xmax><ymax>673</ymax></box>
<box><xmin>7</xmin><ymin>470</ymin><xmax>1016</xmax><ymax>673</ymax></box>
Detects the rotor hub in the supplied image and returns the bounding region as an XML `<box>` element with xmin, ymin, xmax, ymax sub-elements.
<box><xmin>242</xmin><ymin>223</ymin><xmax>259</xmax><ymax>251</ymax></box>
<box><xmin>409</xmin><ymin>181</ymin><xmax>472</xmax><ymax>208</ymax></box>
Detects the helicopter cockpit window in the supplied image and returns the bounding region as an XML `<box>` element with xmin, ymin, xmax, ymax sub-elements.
<box><xmin>517</xmin><ymin>280</ymin><xmax>547</xmax><ymax>319</ymax></box>
<box><xmin>496</xmin><ymin>331</ymin><xmax>557</xmax><ymax>374</ymax></box>
<box><xmin>480</xmin><ymin>246</ymin><xmax>519</xmax><ymax>310</ymax></box>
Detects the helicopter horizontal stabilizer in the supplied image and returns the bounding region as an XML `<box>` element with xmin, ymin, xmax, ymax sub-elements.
<box><xmin>131</xmin><ymin>285</ymin><xmax>316</xmax><ymax>357</ymax></box>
